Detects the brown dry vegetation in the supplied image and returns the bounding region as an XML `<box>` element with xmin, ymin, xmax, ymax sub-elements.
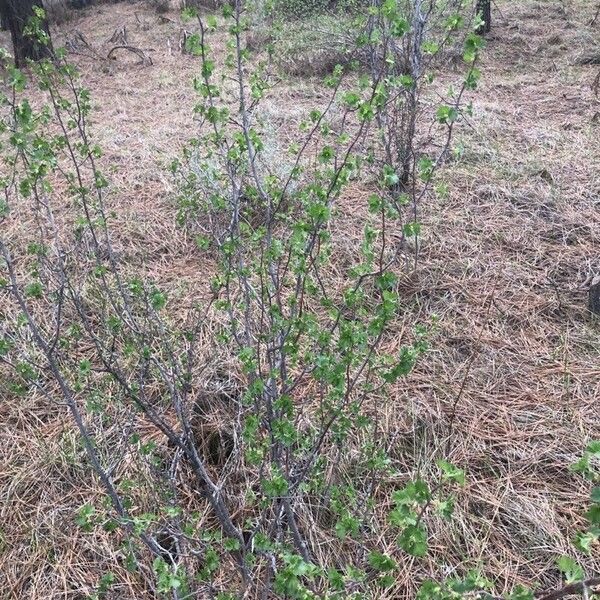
<box><xmin>0</xmin><ymin>0</ymin><xmax>599</xmax><ymax>598</ymax></box>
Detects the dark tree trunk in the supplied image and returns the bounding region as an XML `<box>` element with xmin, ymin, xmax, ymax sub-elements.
<box><xmin>0</xmin><ymin>0</ymin><xmax>53</xmax><ymax>67</ymax></box>
<box><xmin>475</xmin><ymin>0</ymin><xmax>491</xmax><ymax>34</ymax></box>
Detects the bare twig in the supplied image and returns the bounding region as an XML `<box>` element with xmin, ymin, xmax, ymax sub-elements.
<box><xmin>107</xmin><ymin>44</ymin><xmax>153</xmax><ymax>66</ymax></box>
<box><xmin>537</xmin><ymin>578</ymin><xmax>600</xmax><ymax>600</ymax></box>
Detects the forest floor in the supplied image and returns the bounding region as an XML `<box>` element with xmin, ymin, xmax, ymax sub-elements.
<box><xmin>0</xmin><ymin>0</ymin><xmax>599</xmax><ymax>598</ymax></box>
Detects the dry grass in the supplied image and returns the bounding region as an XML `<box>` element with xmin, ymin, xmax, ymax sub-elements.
<box><xmin>1</xmin><ymin>0</ymin><xmax>599</xmax><ymax>598</ymax></box>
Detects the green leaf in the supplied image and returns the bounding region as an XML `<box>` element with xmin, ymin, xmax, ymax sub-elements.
<box><xmin>556</xmin><ymin>556</ymin><xmax>584</xmax><ymax>584</ymax></box>
<box><xmin>335</xmin><ymin>512</ymin><xmax>360</xmax><ymax>539</ymax></box>
<box><xmin>574</xmin><ymin>529</ymin><xmax>598</xmax><ymax>554</ymax></box>
<box><xmin>437</xmin><ymin>459</ymin><xmax>466</xmax><ymax>485</ymax></box>
<box><xmin>398</xmin><ymin>74</ymin><xmax>414</xmax><ymax>87</ymax></box>
<box><xmin>418</xmin><ymin>156</ymin><xmax>434</xmax><ymax>182</ymax></box>
<box><xmin>377</xmin><ymin>573</ymin><xmax>395</xmax><ymax>588</ymax></box>
<box><xmin>181</xmin><ymin>6</ymin><xmax>198</xmax><ymax>21</ymax></box>
<box><xmin>585</xmin><ymin>504</ymin><xmax>600</xmax><ymax>525</ymax></box>
<box><xmin>398</xmin><ymin>524</ymin><xmax>428</xmax><ymax>557</ymax></box>
<box><xmin>326</xmin><ymin>567</ymin><xmax>345</xmax><ymax>590</ymax></box>
<box><xmin>195</xmin><ymin>235</ymin><xmax>211</xmax><ymax>250</ymax></box>
<box><xmin>319</xmin><ymin>146</ymin><xmax>334</xmax><ymax>163</ymax></box>
<box><xmin>75</xmin><ymin>503</ymin><xmax>95</xmax><ymax>531</ymax></box>
<box><xmin>571</xmin><ymin>441</ymin><xmax>600</xmax><ymax>481</ymax></box>
<box><xmin>507</xmin><ymin>585</ymin><xmax>534</xmax><ymax>600</ymax></box>
<box><xmin>343</xmin><ymin>91</ymin><xmax>361</xmax><ymax>108</ymax></box>
<box><xmin>201</xmin><ymin>60</ymin><xmax>215</xmax><ymax>78</ymax></box>
<box><xmin>262</xmin><ymin>471</ymin><xmax>288</xmax><ymax>498</ymax></box>
<box><xmin>464</xmin><ymin>33</ymin><xmax>485</xmax><ymax>63</ymax></box>
<box><xmin>570</xmin><ymin>456</ymin><xmax>592</xmax><ymax>478</ymax></box>
<box><xmin>445</xmin><ymin>14</ymin><xmax>464</xmax><ymax>30</ymax></box>
<box><xmin>422</xmin><ymin>41</ymin><xmax>439</xmax><ymax>55</ymax></box>
<box><xmin>465</xmin><ymin>67</ymin><xmax>481</xmax><ymax>90</ymax></box>
<box><xmin>368</xmin><ymin>551</ymin><xmax>397</xmax><ymax>572</ymax></box>
<box><xmin>436</xmin><ymin>496</ymin><xmax>455</xmax><ymax>520</ymax></box>
<box><xmin>0</xmin><ymin>337</ymin><xmax>12</xmax><ymax>357</ymax></box>
<box><xmin>436</xmin><ymin>105</ymin><xmax>459</xmax><ymax>125</ymax></box>
<box><xmin>97</xmin><ymin>571</ymin><xmax>116</xmax><ymax>595</ymax></box>
<box><xmin>150</xmin><ymin>290</ymin><xmax>167</xmax><ymax>311</ymax></box>
<box><xmin>389</xmin><ymin>503</ymin><xmax>417</xmax><ymax>528</ymax></box>
<box><xmin>223</xmin><ymin>537</ymin><xmax>240</xmax><ymax>551</ymax></box>
<box><xmin>358</xmin><ymin>102</ymin><xmax>375</xmax><ymax>122</ymax></box>
<box><xmin>393</xmin><ymin>480</ymin><xmax>430</xmax><ymax>506</ymax></box>
<box><xmin>383</xmin><ymin>346</ymin><xmax>417</xmax><ymax>383</ymax></box>
<box><xmin>25</xmin><ymin>282</ymin><xmax>43</xmax><ymax>299</ymax></box>
<box><xmin>78</xmin><ymin>359</ymin><xmax>91</xmax><ymax>375</ymax></box>
<box><xmin>184</xmin><ymin>33</ymin><xmax>203</xmax><ymax>56</ymax></box>
<box><xmin>403</xmin><ymin>221</ymin><xmax>421</xmax><ymax>237</ymax></box>
<box><xmin>382</xmin><ymin>164</ymin><xmax>399</xmax><ymax>187</ymax></box>
<box><xmin>309</xmin><ymin>109</ymin><xmax>322</xmax><ymax>122</ymax></box>
<box><xmin>391</xmin><ymin>18</ymin><xmax>409</xmax><ymax>37</ymax></box>
<box><xmin>9</xmin><ymin>67</ymin><xmax>27</xmax><ymax>93</ymax></box>
<box><xmin>586</xmin><ymin>440</ymin><xmax>600</xmax><ymax>456</ymax></box>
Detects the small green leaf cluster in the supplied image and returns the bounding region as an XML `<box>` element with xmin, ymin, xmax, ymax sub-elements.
<box><xmin>389</xmin><ymin>461</ymin><xmax>464</xmax><ymax>558</ymax></box>
<box><xmin>153</xmin><ymin>558</ymin><xmax>189</xmax><ymax>597</ymax></box>
<box><xmin>417</xmin><ymin>571</ymin><xmax>494</xmax><ymax>600</ymax></box>
<box><xmin>570</xmin><ymin>440</ymin><xmax>600</xmax><ymax>556</ymax></box>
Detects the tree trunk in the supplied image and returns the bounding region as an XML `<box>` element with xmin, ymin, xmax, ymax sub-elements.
<box><xmin>475</xmin><ymin>0</ymin><xmax>491</xmax><ymax>34</ymax></box>
<box><xmin>0</xmin><ymin>0</ymin><xmax>53</xmax><ymax>67</ymax></box>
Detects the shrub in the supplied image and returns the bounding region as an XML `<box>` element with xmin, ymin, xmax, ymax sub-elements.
<box><xmin>0</xmin><ymin>3</ymin><xmax>536</xmax><ymax>599</ymax></box>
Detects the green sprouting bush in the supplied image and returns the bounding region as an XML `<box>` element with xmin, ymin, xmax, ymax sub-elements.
<box><xmin>0</xmin><ymin>3</ymin><xmax>497</xmax><ymax>598</ymax></box>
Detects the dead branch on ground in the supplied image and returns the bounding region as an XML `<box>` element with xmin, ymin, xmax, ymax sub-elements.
<box><xmin>107</xmin><ymin>45</ymin><xmax>153</xmax><ymax>66</ymax></box>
